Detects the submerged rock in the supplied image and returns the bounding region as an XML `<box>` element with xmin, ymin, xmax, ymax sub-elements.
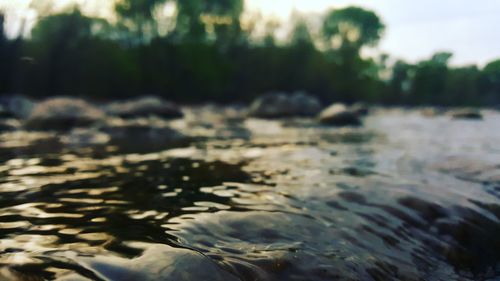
<box><xmin>0</xmin><ymin>94</ymin><xmax>35</xmax><ymax>119</ymax></box>
<box><xmin>106</xmin><ymin>96</ymin><xmax>183</xmax><ymax>119</ymax></box>
<box><xmin>104</xmin><ymin>123</ymin><xmax>184</xmax><ymax>142</ymax></box>
<box><xmin>351</xmin><ymin>103</ymin><xmax>370</xmax><ymax>116</ymax></box>
<box><xmin>318</xmin><ymin>103</ymin><xmax>361</xmax><ymax>126</ymax></box>
<box><xmin>61</xmin><ymin>128</ymin><xmax>111</xmax><ymax>146</ymax></box>
<box><xmin>66</xmin><ymin>244</ymin><xmax>238</xmax><ymax>281</ymax></box>
<box><xmin>420</xmin><ymin>107</ymin><xmax>442</xmax><ymax>117</ymax></box>
<box><xmin>0</xmin><ymin>119</ymin><xmax>21</xmax><ymax>132</ymax></box>
<box><xmin>248</xmin><ymin>92</ymin><xmax>321</xmax><ymax>118</ymax></box>
<box><xmin>101</xmin><ymin>118</ymin><xmax>189</xmax><ymax>152</ymax></box>
<box><xmin>449</xmin><ymin>108</ymin><xmax>483</xmax><ymax>120</ymax></box>
<box><xmin>25</xmin><ymin>97</ymin><xmax>105</xmax><ymax>131</ymax></box>
<box><xmin>0</xmin><ymin>105</ymin><xmax>12</xmax><ymax>118</ymax></box>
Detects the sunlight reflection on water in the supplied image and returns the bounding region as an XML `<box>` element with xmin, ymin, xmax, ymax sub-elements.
<box><xmin>0</xmin><ymin>108</ymin><xmax>499</xmax><ymax>280</ymax></box>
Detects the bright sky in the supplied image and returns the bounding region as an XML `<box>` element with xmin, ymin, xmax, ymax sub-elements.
<box><xmin>245</xmin><ymin>0</ymin><xmax>500</xmax><ymax>66</ymax></box>
<box><xmin>1</xmin><ymin>0</ymin><xmax>499</xmax><ymax>66</ymax></box>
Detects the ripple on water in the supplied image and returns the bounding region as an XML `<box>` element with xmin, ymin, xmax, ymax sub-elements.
<box><xmin>0</xmin><ymin>110</ymin><xmax>499</xmax><ymax>280</ymax></box>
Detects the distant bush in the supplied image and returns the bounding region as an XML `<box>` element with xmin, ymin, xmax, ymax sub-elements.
<box><xmin>0</xmin><ymin>4</ymin><xmax>498</xmax><ymax>106</ymax></box>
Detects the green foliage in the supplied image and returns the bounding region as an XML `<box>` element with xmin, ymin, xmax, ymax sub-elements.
<box><xmin>289</xmin><ymin>19</ymin><xmax>314</xmax><ymax>48</ymax></box>
<box><xmin>31</xmin><ymin>10</ymin><xmax>93</xmax><ymax>42</ymax></box>
<box><xmin>0</xmin><ymin>12</ymin><xmax>22</xmax><ymax>94</ymax></box>
<box><xmin>1</xmin><ymin>5</ymin><xmax>498</xmax><ymax>106</ymax></box>
<box><xmin>322</xmin><ymin>6</ymin><xmax>385</xmax><ymax>52</ymax></box>
<box><xmin>445</xmin><ymin>66</ymin><xmax>481</xmax><ymax>105</ymax></box>
<box><xmin>479</xmin><ymin>59</ymin><xmax>500</xmax><ymax>104</ymax></box>
<box><xmin>0</xmin><ymin>13</ymin><xmax>5</xmax><ymax>43</ymax></box>
<box><xmin>386</xmin><ymin>52</ymin><xmax>499</xmax><ymax>106</ymax></box>
<box><xmin>0</xmin><ymin>13</ymin><xmax>8</xmax><ymax>93</ymax></box>
<box><xmin>114</xmin><ymin>0</ymin><xmax>171</xmax><ymax>43</ymax></box>
<box><xmin>174</xmin><ymin>0</ymin><xmax>244</xmax><ymax>45</ymax></box>
<box><xmin>409</xmin><ymin>52</ymin><xmax>452</xmax><ymax>104</ymax></box>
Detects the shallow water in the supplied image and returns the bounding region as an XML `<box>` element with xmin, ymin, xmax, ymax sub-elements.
<box><xmin>0</xmin><ymin>109</ymin><xmax>499</xmax><ymax>280</ymax></box>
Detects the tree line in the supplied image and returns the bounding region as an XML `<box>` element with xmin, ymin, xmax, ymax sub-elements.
<box><xmin>0</xmin><ymin>0</ymin><xmax>499</xmax><ymax>106</ymax></box>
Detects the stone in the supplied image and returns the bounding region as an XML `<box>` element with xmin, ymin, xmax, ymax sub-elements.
<box><xmin>101</xmin><ymin>118</ymin><xmax>189</xmax><ymax>152</ymax></box>
<box><xmin>350</xmin><ymin>103</ymin><xmax>370</xmax><ymax>116</ymax></box>
<box><xmin>449</xmin><ymin>108</ymin><xmax>482</xmax><ymax>120</ymax></box>
<box><xmin>0</xmin><ymin>94</ymin><xmax>35</xmax><ymax>119</ymax></box>
<box><xmin>25</xmin><ymin>97</ymin><xmax>105</xmax><ymax>131</ymax></box>
<box><xmin>0</xmin><ymin>105</ymin><xmax>13</xmax><ymax>118</ymax></box>
<box><xmin>289</xmin><ymin>91</ymin><xmax>323</xmax><ymax>116</ymax></box>
<box><xmin>106</xmin><ymin>96</ymin><xmax>183</xmax><ymax>119</ymax></box>
<box><xmin>318</xmin><ymin>103</ymin><xmax>361</xmax><ymax>126</ymax></box>
<box><xmin>248</xmin><ymin>92</ymin><xmax>321</xmax><ymax>118</ymax></box>
<box><xmin>0</xmin><ymin>119</ymin><xmax>21</xmax><ymax>132</ymax></box>
<box><xmin>61</xmin><ymin>128</ymin><xmax>111</xmax><ymax>146</ymax></box>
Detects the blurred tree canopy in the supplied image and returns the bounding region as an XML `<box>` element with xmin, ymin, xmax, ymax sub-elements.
<box><xmin>322</xmin><ymin>7</ymin><xmax>384</xmax><ymax>53</ymax></box>
<box><xmin>114</xmin><ymin>0</ymin><xmax>169</xmax><ymax>42</ymax></box>
<box><xmin>0</xmin><ymin>3</ymin><xmax>498</xmax><ymax>106</ymax></box>
<box><xmin>177</xmin><ymin>0</ymin><xmax>244</xmax><ymax>45</ymax></box>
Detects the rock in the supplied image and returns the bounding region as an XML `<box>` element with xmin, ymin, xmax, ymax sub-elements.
<box><xmin>350</xmin><ymin>103</ymin><xmax>370</xmax><ymax>116</ymax></box>
<box><xmin>104</xmin><ymin>124</ymin><xmax>184</xmax><ymax>143</ymax></box>
<box><xmin>449</xmin><ymin>108</ymin><xmax>482</xmax><ymax>120</ymax></box>
<box><xmin>106</xmin><ymin>96</ymin><xmax>183</xmax><ymax>119</ymax></box>
<box><xmin>248</xmin><ymin>92</ymin><xmax>321</xmax><ymax>118</ymax></box>
<box><xmin>420</xmin><ymin>107</ymin><xmax>440</xmax><ymax>117</ymax></box>
<box><xmin>318</xmin><ymin>103</ymin><xmax>361</xmax><ymax>126</ymax></box>
<box><xmin>61</xmin><ymin>128</ymin><xmax>111</xmax><ymax>146</ymax></box>
<box><xmin>0</xmin><ymin>105</ymin><xmax>13</xmax><ymax>118</ymax></box>
<box><xmin>66</xmin><ymin>244</ymin><xmax>238</xmax><ymax>281</ymax></box>
<box><xmin>0</xmin><ymin>119</ymin><xmax>21</xmax><ymax>132</ymax></box>
<box><xmin>101</xmin><ymin>118</ymin><xmax>189</xmax><ymax>152</ymax></box>
<box><xmin>0</xmin><ymin>94</ymin><xmax>35</xmax><ymax>119</ymax></box>
<box><xmin>25</xmin><ymin>98</ymin><xmax>105</xmax><ymax>131</ymax></box>
<box><xmin>290</xmin><ymin>91</ymin><xmax>322</xmax><ymax>116</ymax></box>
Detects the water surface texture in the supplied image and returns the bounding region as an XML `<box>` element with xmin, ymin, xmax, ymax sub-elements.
<box><xmin>0</xmin><ymin>109</ymin><xmax>499</xmax><ymax>280</ymax></box>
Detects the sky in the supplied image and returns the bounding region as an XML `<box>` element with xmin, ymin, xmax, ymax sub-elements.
<box><xmin>245</xmin><ymin>0</ymin><xmax>500</xmax><ymax>66</ymax></box>
<box><xmin>1</xmin><ymin>0</ymin><xmax>499</xmax><ymax>66</ymax></box>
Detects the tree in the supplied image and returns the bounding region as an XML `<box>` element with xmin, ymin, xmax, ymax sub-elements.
<box><xmin>479</xmin><ymin>59</ymin><xmax>500</xmax><ymax>105</ymax></box>
<box><xmin>114</xmin><ymin>0</ymin><xmax>172</xmax><ymax>43</ymax></box>
<box><xmin>29</xmin><ymin>10</ymin><xmax>101</xmax><ymax>96</ymax></box>
<box><xmin>319</xmin><ymin>7</ymin><xmax>385</xmax><ymax>102</ymax></box>
<box><xmin>174</xmin><ymin>0</ymin><xmax>244</xmax><ymax>45</ymax></box>
<box><xmin>446</xmin><ymin>66</ymin><xmax>480</xmax><ymax>105</ymax></box>
<box><xmin>388</xmin><ymin>60</ymin><xmax>414</xmax><ymax>104</ymax></box>
<box><xmin>0</xmin><ymin>13</ymin><xmax>9</xmax><ymax>93</ymax></box>
<box><xmin>289</xmin><ymin>17</ymin><xmax>314</xmax><ymax>48</ymax></box>
<box><xmin>322</xmin><ymin>6</ymin><xmax>384</xmax><ymax>53</ymax></box>
<box><xmin>410</xmin><ymin>52</ymin><xmax>452</xmax><ymax>104</ymax></box>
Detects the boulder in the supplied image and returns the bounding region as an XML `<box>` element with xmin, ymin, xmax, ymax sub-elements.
<box><xmin>420</xmin><ymin>107</ymin><xmax>440</xmax><ymax>117</ymax></box>
<box><xmin>106</xmin><ymin>96</ymin><xmax>183</xmax><ymax>119</ymax></box>
<box><xmin>0</xmin><ymin>119</ymin><xmax>21</xmax><ymax>132</ymax></box>
<box><xmin>248</xmin><ymin>92</ymin><xmax>321</xmax><ymax>118</ymax></box>
<box><xmin>0</xmin><ymin>95</ymin><xmax>35</xmax><ymax>119</ymax></box>
<box><xmin>290</xmin><ymin>91</ymin><xmax>323</xmax><ymax>116</ymax></box>
<box><xmin>0</xmin><ymin>105</ymin><xmax>14</xmax><ymax>118</ymax></box>
<box><xmin>104</xmin><ymin>124</ymin><xmax>185</xmax><ymax>143</ymax></box>
<box><xmin>25</xmin><ymin>97</ymin><xmax>105</xmax><ymax>131</ymax></box>
<box><xmin>449</xmin><ymin>108</ymin><xmax>482</xmax><ymax>120</ymax></box>
<box><xmin>101</xmin><ymin>119</ymin><xmax>189</xmax><ymax>152</ymax></box>
<box><xmin>61</xmin><ymin>128</ymin><xmax>111</xmax><ymax>146</ymax></box>
<box><xmin>350</xmin><ymin>103</ymin><xmax>370</xmax><ymax>116</ymax></box>
<box><xmin>318</xmin><ymin>103</ymin><xmax>361</xmax><ymax>126</ymax></box>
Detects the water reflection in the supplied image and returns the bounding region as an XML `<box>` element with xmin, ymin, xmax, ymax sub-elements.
<box><xmin>0</xmin><ymin>109</ymin><xmax>499</xmax><ymax>280</ymax></box>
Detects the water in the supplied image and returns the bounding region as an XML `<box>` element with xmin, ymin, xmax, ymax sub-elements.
<box><xmin>0</xmin><ymin>108</ymin><xmax>499</xmax><ymax>280</ymax></box>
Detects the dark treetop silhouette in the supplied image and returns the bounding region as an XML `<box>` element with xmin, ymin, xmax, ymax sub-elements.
<box><xmin>0</xmin><ymin>2</ymin><xmax>499</xmax><ymax>106</ymax></box>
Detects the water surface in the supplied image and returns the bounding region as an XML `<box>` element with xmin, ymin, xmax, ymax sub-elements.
<box><xmin>0</xmin><ymin>109</ymin><xmax>499</xmax><ymax>280</ymax></box>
